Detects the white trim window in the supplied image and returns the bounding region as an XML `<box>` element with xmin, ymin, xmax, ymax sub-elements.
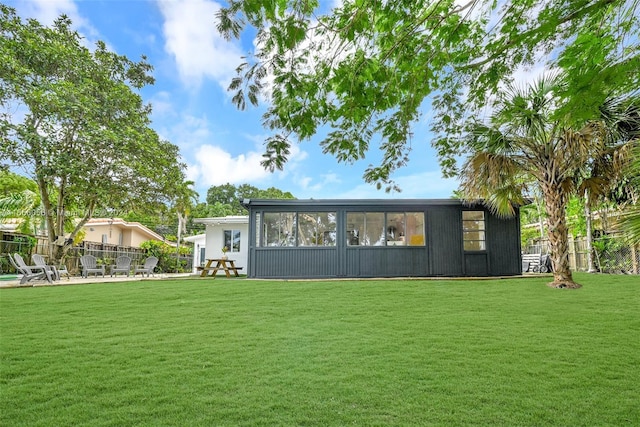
<box><xmin>223</xmin><ymin>229</ymin><xmax>241</xmax><ymax>252</ymax></box>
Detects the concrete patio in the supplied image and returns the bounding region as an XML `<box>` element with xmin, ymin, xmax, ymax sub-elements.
<box><xmin>0</xmin><ymin>272</ymin><xmax>194</xmax><ymax>289</ymax></box>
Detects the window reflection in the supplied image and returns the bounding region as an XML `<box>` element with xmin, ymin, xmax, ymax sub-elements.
<box><xmin>263</xmin><ymin>212</ymin><xmax>296</xmax><ymax>246</ymax></box>
<box><xmin>347</xmin><ymin>212</ymin><xmax>424</xmax><ymax>246</ymax></box>
<box><xmin>298</xmin><ymin>212</ymin><xmax>337</xmax><ymax>246</ymax></box>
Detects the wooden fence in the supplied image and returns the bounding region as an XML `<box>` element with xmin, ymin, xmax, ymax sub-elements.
<box><xmin>524</xmin><ymin>234</ymin><xmax>639</xmax><ymax>274</ymax></box>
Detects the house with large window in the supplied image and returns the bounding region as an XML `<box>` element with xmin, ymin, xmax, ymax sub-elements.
<box><xmin>243</xmin><ymin>199</ymin><xmax>523</xmax><ymax>279</ymax></box>
<box><xmin>193</xmin><ymin>216</ymin><xmax>249</xmax><ymax>274</ymax></box>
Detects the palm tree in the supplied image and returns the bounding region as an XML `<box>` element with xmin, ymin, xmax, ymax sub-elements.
<box><xmin>172</xmin><ymin>180</ymin><xmax>199</xmax><ymax>271</ymax></box>
<box><xmin>619</xmin><ymin>142</ymin><xmax>640</xmax><ymax>244</ymax></box>
<box><xmin>0</xmin><ymin>190</ymin><xmax>38</xmax><ymax>231</ymax></box>
<box><xmin>459</xmin><ymin>74</ymin><xmax>636</xmax><ymax>288</ymax></box>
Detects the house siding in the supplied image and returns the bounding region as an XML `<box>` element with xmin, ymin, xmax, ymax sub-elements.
<box><xmin>245</xmin><ymin>199</ymin><xmax>522</xmax><ymax>279</ymax></box>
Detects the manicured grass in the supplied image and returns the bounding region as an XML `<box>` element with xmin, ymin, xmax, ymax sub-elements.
<box><xmin>1</xmin><ymin>274</ymin><xmax>638</xmax><ymax>426</ymax></box>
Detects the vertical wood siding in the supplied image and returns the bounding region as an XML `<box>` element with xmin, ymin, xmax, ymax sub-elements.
<box><xmin>247</xmin><ymin>201</ymin><xmax>521</xmax><ymax>279</ymax></box>
<box><xmin>429</xmin><ymin>208</ymin><xmax>464</xmax><ymax>276</ymax></box>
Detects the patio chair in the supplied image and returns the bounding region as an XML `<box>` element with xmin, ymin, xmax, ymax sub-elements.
<box><xmin>110</xmin><ymin>255</ymin><xmax>132</xmax><ymax>277</ymax></box>
<box><xmin>80</xmin><ymin>255</ymin><xmax>105</xmax><ymax>278</ymax></box>
<box><xmin>32</xmin><ymin>254</ymin><xmax>61</xmax><ymax>281</ymax></box>
<box><xmin>10</xmin><ymin>253</ymin><xmax>52</xmax><ymax>284</ymax></box>
<box><xmin>134</xmin><ymin>256</ymin><xmax>158</xmax><ymax>277</ymax></box>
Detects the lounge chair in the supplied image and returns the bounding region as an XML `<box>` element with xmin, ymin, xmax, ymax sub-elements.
<box><xmin>134</xmin><ymin>256</ymin><xmax>158</xmax><ymax>277</ymax></box>
<box><xmin>32</xmin><ymin>254</ymin><xmax>61</xmax><ymax>281</ymax></box>
<box><xmin>10</xmin><ymin>253</ymin><xmax>52</xmax><ymax>284</ymax></box>
<box><xmin>80</xmin><ymin>255</ymin><xmax>105</xmax><ymax>278</ymax></box>
<box><xmin>110</xmin><ymin>255</ymin><xmax>132</xmax><ymax>277</ymax></box>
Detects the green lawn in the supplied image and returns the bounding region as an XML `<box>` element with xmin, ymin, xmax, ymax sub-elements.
<box><xmin>1</xmin><ymin>274</ymin><xmax>638</xmax><ymax>426</ymax></box>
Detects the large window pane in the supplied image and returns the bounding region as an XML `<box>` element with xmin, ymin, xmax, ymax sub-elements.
<box><xmin>263</xmin><ymin>212</ymin><xmax>296</xmax><ymax>246</ymax></box>
<box><xmin>406</xmin><ymin>212</ymin><xmax>425</xmax><ymax>246</ymax></box>
<box><xmin>298</xmin><ymin>212</ymin><xmax>337</xmax><ymax>246</ymax></box>
<box><xmin>364</xmin><ymin>213</ymin><xmax>385</xmax><ymax>246</ymax></box>
<box><xmin>386</xmin><ymin>212</ymin><xmax>405</xmax><ymax>246</ymax></box>
<box><xmin>297</xmin><ymin>212</ymin><xmax>317</xmax><ymax>246</ymax></box>
<box><xmin>346</xmin><ymin>213</ymin><xmax>364</xmax><ymax>246</ymax></box>
<box><xmin>318</xmin><ymin>212</ymin><xmax>337</xmax><ymax>246</ymax></box>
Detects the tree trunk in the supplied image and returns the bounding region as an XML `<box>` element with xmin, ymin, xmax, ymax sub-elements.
<box><xmin>542</xmin><ymin>182</ymin><xmax>581</xmax><ymax>289</ymax></box>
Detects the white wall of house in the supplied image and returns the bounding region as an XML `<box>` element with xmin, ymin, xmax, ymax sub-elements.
<box><xmin>183</xmin><ymin>233</ymin><xmax>206</xmax><ymax>274</ymax></box>
<box><xmin>196</xmin><ymin>216</ymin><xmax>249</xmax><ymax>276</ymax></box>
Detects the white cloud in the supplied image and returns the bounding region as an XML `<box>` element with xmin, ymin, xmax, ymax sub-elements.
<box><xmin>16</xmin><ymin>0</ymin><xmax>100</xmax><ymax>45</ymax></box>
<box><xmin>188</xmin><ymin>145</ymin><xmax>271</xmax><ymax>187</ymax></box>
<box><xmin>157</xmin><ymin>0</ymin><xmax>244</xmax><ymax>89</ymax></box>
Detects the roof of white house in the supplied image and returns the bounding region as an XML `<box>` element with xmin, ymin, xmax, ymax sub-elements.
<box><xmin>193</xmin><ymin>215</ymin><xmax>249</xmax><ymax>225</ymax></box>
<box><xmin>183</xmin><ymin>233</ymin><xmax>206</xmax><ymax>242</ymax></box>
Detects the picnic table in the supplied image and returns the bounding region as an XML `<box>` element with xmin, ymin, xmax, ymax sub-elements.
<box><xmin>199</xmin><ymin>258</ymin><xmax>243</xmax><ymax>278</ymax></box>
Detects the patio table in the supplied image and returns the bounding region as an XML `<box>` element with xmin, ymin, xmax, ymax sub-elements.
<box><xmin>200</xmin><ymin>258</ymin><xmax>242</xmax><ymax>278</ymax></box>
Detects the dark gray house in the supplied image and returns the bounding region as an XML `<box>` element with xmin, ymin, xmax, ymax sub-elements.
<box><xmin>243</xmin><ymin>199</ymin><xmax>522</xmax><ymax>279</ymax></box>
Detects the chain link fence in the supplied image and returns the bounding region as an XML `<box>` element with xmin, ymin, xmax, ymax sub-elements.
<box><xmin>524</xmin><ymin>234</ymin><xmax>640</xmax><ymax>274</ymax></box>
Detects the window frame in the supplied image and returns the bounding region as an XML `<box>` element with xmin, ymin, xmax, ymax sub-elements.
<box><xmin>223</xmin><ymin>229</ymin><xmax>241</xmax><ymax>253</ymax></box>
<box><xmin>462</xmin><ymin>210</ymin><xmax>486</xmax><ymax>251</ymax></box>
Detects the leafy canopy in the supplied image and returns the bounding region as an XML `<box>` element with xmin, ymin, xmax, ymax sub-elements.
<box><xmin>203</xmin><ymin>183</ymin><xmax>295</xmax><ymax>216</ymax></box>
<box><xmin>0</xmin><ymin>5</ymin><xmax>187</xmax><ymax>259</ymax></box>
<box><xmin>217</xmin><ymin>0</ymin><xmax>639</xmax><ymax>189</ymax></box>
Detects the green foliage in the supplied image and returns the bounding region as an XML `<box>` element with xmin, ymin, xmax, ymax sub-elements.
<box><xmin>566</xmin><ymin>197</ymin><xmax>588</xmax><ymax>237</ymax></box>
<box><xmin>202</xmin><ymin>183</ymin><xmax>295</xmax><ymax>216</ymax></box>
<box><xmin>457</xmin><ymin>73</ymin><xmax>638</xmax><ymax>286</ymax></box>
<box><xmin>0</xmin><ymin>171</ymin><xmax>37</xmax><ymax>195</ymax></box>
<box><xmin>0</xmin><ymin>5</ymin><xmax>187</xmax><ymax>262</ymax></box>
<box><xmin>619</xmin><ymin>142</ymin><xmax>640</xmax><ymax>244</ymax></box>
<box><xmin>217</xmin><ymin>0</ymin><xmax>639</xmax><ymax>189</ymax></box>
<box><xmin>139</xmin><ymin>240</ymin><xmax>190</xmax><ymax>273</ymax></box>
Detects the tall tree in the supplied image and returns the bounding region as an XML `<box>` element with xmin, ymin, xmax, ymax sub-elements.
<box><xmin>216</xmin><ymin>0</ymin><xmax>639</xmax><ymax>189</ymax></box>
<box><xmin>458</xmin><ymin>74</ymin><xmax>637</xmax><ymax>288</ymax></box>
<box><xmin>0</xmin><ymin>6</ymin><xmax>186</xmax><ymax>262</ymax></box>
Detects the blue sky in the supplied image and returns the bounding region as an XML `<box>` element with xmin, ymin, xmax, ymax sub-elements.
<box><xmin>7</xmin><ymin>0</ymin><xmax>459</xmax><ymax>202</ymax></box>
